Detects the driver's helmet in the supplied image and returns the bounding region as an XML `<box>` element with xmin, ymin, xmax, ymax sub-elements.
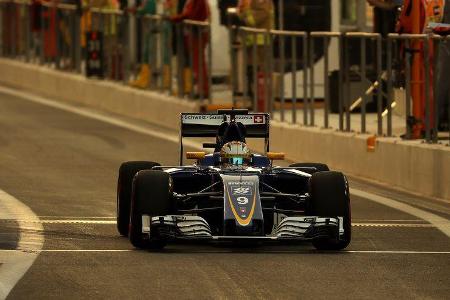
<box><xmin>220</xmin><ymin>141</ymin><xmax>251</xmax><ymax>166</ymax></box>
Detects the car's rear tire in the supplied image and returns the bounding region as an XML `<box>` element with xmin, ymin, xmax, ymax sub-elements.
<box><xmin>129</xmin><ymin>170</ymin><xmax>172</xmax><ymax>249</ymax></box>
<box><xmin>289</xmin><ymin>163</ymin><xmax>329</xmax><ymax>173</ymax></box>
<box><xmin>117</xmin><ymin>161</ymin><xmax>160</xmax><ymax>236</ymax></box>
<box><xmin>307</xmin><ymin>171</ymin><xmax>351</xmax><ymax>250</ymax></box>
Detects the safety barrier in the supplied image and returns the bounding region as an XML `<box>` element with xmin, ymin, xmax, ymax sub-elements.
<box><xmin>230</xmin><ymin>28</ymin><xmax>450</xmax><ymax>144</ymax></box>
<box><xmin>0</xmin><ymin>0</ymin><xmax>448</xmax><ymax>144</ymax></box>
<box><xmin>0</xmin><ymin>0</ymin><xmax>212</xmax><ymax>101</ymax></box>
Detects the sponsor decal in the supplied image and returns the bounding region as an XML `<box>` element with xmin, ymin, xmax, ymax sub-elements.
<box><xmin>228</xmin><ymin>181</ymin><xmax>254</xmax><ymax>186</ymax></box>
<box><xmin>182</xmin><ymin>114</ymin><xmax>266</xmax><ymax>124</ymax></box>
<box><xmin>232</xmin><ymin>187</ymin><xmax>252</xmax><ymax>195</ymax></box>
<box><xmin>304</xmin><ymin>217</ymin><xmax>316</xmax><ymax>223</ymax></box>
<box><xmin>253</xmin><ymin>115</ymin><xmax>264</xmax><ymax>124</ymax></box>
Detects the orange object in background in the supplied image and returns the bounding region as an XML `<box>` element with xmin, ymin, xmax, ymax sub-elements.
<box><xmin>411</xmin><ymin>0</ymin><xmax>424</xmax><ymax>138</ymax></box>
<box><xmin>42</xmin><ymin>2</ymin><xmax>57</xmax><ymax>58</ymax></box>
<box><xmin>397</xmin><ymin>0</ymin><xmax>444</xmax><ymax>138</ymax></box>
<box><xmin>367</xmin><ymin>135</ymin><xmax>377</xmax><ymax>152</ymax></box>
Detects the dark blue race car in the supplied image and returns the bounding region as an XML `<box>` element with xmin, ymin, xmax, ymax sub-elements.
<box><xmin>116</xmin><ymin>109</ymin><xmax>351</xmax><ymax>250</ymax></box>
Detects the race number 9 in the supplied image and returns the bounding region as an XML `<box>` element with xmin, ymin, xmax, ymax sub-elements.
<box><xmin>237</xmin><ymin>197</ymin><xmax>249</xmax><ymax>205</ymax></box>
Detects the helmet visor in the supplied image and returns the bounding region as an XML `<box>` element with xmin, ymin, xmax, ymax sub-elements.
<box><xmin>231</xmin><ymin>157</ymin><xmax>244</xmax><ymax>165</ymax></box>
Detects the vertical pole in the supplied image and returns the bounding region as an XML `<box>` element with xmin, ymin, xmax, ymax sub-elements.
<box><xmin>177</xmin><ymin>23</ymin><xmax>184</xmax><ymax>97</ymax></box>
<box><xmin>291</xmin><ymin>35</ymin><xmax>297</xmax><ymax>124</ymax></box>
<box><xmin>424</xmin><ymin>35</ymin><xmax>430</xmax><ymax>142</ymax></box>
<box><xmin>268</xmin><ymin>31</ymin><xmax>274</xmax><ymax>113</ymax></box>
<box><xmin>405</xmin><ymin>39</ymin><xmax>412</xmax><ymax>139</ymax></box>
<box><xmin>302</xmin><ymin>34</ymin><xmax>308</xmax><ymax>125</ymax></box>
<box><xmin>159</xmin><ymin>18</ymin><xmax>164</xmax><ymax>91</ymax></box>
<box><xmin>338</xmin><ymin>34</ymin><xmax>344</xmax><ymax>131</ymax></box>
<box><xmin>278</xmin><ymin>0</ymin><xmax>283</xmax><ymax>30</ymax></box>
<box><xmin>432</xmin><ymin>37</ymin><xmax>439</xmax><ymax>143</ymax></box>
<box><xmin>376</xmin><ymin>35</ymin><xmax>383</xmax><ymax>136</ymax></box>
<box><xmin>361</xmin><ymin>37</ymin><xmax>366</xmax><ymax>133</ymax></box>
<box><xmin>242</xmin><ymin>29</ymin><xmax>248</xmax><ymax>103</ymax></box>
<box><xmin>229</xmin><ymin>23</ymin><xmax>237</xmax><ymax>106</ymax></box>
<box><xmin>208</xmin><ymin>23</ymin><xmax>212</xmax><ymax>103</ymax></box>
<box><xmin>309</xmin><ymin>34</ymin><xmax>315</xmax><ymax>126</ymax></box>
<box><xmin>264</xmin><ymin>30</ymin><xmax>271</xmax><ymax>113</ymax></box>
<box><xmin>11</xmin><ymin>3</ymin><xmax>16</xmax><ymax>58</ymax></box>
<box><xmin>279</xmin><ymin>33</ymin><xmax>285</xmax><ymax>121</ymax></box>
<box><xmin>123</xmin><ymin>13</ymin><xmax>130</xmax><ymax>84</ymax></box>
<box><xmin>168</xmin><ymin>20</ymin><xmax>173</xmax><ymax>95</ymax></box>
<box><xmin>115</xmin><ymin>14</ymin><xmax>120</xmax><ymax>82</ymax></box>
<box><xmin>344</xmin><ymin>35</ymin><xmax>351</xmax><ymax>132</ymax></box>
<box><xmin>323</xmin><ymin>36</ymin><xmax>329</xmax><ymax>129</ymax></box>
<box><xmin>252</xmin><ymin>31</ymin><xmax>257</xmax><ymax>112</ymax></box>
<box><xmin>198</xmin><ymin>25</ymin><xmax>203</xmax><ymax>101</ymax></box>
<box><xmin>55</xmin><ymin>6</ymin><xmax>60</xmax><ymax>68</ymax></box>
<box><xmin>74</xmin><ymin>9</ymin><xmax>81</xmax><ymax>73</ymax></box>
<box><xmin>189</xmin><ymin>24</ymin><xmax>194</xmax><ymax>99</ymax></box>
<box><xmin>40</xmin><ymin>5</ymin><xmax>45</xmax><ymax>64</ymax></box>
<box><xmin>25</xmin><ymin>3</ymin><xmax>31</xmax><ymax>62</ymax></box>
<box><xmin>386</xmin><ymin>36</ymin><xmax>393</xmax><ymax>136</ymax></box>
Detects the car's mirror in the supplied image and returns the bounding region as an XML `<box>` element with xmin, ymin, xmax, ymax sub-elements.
<box><xmin>267</xmin><ymin>152</ymin><xmax>285</xmax><ymax>160</ymax></box>
<box><xmin>202</xmin><ymin>143</ymin><xmax>217</xmax><ymax>149</ymax></box>
<box><xmin>186</xmin><ymin>152</ymin><xmax>206</xmax><ymax>160</ymax></box>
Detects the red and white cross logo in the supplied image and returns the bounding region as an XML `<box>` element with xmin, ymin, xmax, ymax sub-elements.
<box><xmin>253</xmin><ymin>115</ymin><xmax>264</xmax><ymax>124</ymax></box>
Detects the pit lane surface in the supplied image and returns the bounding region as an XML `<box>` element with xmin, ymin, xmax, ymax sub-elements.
<box><xmin>0</xmin><ymin>88</ymin><xmax>449</xmax><ymax>299</ymax></box>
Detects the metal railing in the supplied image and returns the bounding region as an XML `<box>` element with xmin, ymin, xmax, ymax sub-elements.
<box><xmin>230</xmin><ymin>28</ymin><xmax>449</xmax><ymax>143</ymax></box>
<box><xmin>0</xmin><ymin>0</ymin><xmax>213</xmax><ymax>102</ymax></box>
<box><xmin>0</xmin><ymin>0</ymin><xmax>448</xmax><ymax>143</ymax></box>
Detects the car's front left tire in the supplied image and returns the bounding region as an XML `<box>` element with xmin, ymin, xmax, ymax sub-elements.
<box><xmin>307</xmin><ymin>171</ymin><xmax>351</xmax><ymax>250</ymax></box>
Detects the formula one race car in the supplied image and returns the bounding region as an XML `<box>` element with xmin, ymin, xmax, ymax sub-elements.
<box><xmin>116</xmin><ymin>109</ymin><xmax>351</xmax><ymax>250</ymax></box>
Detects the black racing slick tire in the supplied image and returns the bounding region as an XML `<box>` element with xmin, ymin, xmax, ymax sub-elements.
<box><xmin>116</xmin><ymin>161</ymin><xmax>160</xmax><ymax>237</ymax></box>
<box><xmin>307</xmin><ymin>171</ymin><xmax>351</xmax><ymax>250</ymax></box>
<box><xmin>289</xmin><ymin>163</ymin><xmax>330</xmax><ymax>173</ymax></box>
<box><xmin>129</xmin><ymin>170</ymin><xmax>172</xmax><ymax>249</ymax></box>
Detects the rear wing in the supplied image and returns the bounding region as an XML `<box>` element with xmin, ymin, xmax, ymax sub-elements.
<box><xmin>181</xmin><ymin>113</ymin><xmax>269</xmax><ymax>138</ymax></box>
<box><xmin>179</xmin><ymin>111</ymin><xmax>270</xmax><ymax>165</ymax></box>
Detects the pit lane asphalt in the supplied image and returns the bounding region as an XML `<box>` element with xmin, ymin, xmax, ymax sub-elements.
<box><xmin>0</xmin><ymin>89</ymin><xmax>449</xmax><ymax>299</ymax></box>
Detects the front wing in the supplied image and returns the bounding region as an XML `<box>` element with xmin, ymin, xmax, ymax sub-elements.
<box><xmin>142</xmin><ymin>215</ymin><xmax>345</xmax><ymax>242</ymax></box>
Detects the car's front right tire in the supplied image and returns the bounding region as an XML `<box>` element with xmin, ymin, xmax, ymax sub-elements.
<box><xmin>117</xmin><ymin>161</ymin><xmax>160</xmax><ymax>237</ymax></box>
<box><xmin>129</xmin><ymin>170</ymin><xmax>172</xmax><ymax>249</ymax></box>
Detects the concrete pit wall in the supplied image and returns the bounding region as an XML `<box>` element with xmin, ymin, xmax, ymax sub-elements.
<box><xmin>0</xmin><ymin>58</ymin><xmax>449</xmax><ymax>200</ymax></box>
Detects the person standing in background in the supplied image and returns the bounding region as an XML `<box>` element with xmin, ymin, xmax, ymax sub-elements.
<box><xmin>238</xmin><ymin>0</ymin><xmax>274</xmax><ymax>99</ymax></box>
<box><xmin>129</xmin><ymin>0</ymin><xmax>157</xmax><ymax>88</ymax></box>
<box><xmin>396</xmin><ymin>0</ymin><xmax>446</xmax><ymax>136</ymax></box>
<box><xmin>367</xmin><ymin>0</ymin><xmax>401</xmax><ymax>36</ymax></box>
<box><xmin>30</xmin><ymin>0</ymin><xmax>42</xmax><ymax>58</ymax></box>
<box><xmin>171</xmin><ymin>0</ymin><xmax>211</xmax><ymax>97</ymax></box>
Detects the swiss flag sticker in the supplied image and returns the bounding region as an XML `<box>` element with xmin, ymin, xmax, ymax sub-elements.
<box><xmin>253</xmin><ymin>115</ymin><xmax>264</xmax><ymax>124</ymax></box>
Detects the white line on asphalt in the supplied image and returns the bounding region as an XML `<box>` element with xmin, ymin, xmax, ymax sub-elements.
<box><xmin>0</xmin><ymin>85</ymin><xmax>202</xmax><ymax>150</ymax></box>
<box><xmin>0</xmin><ymin>219</ymin><xmax>435</xmax><ymax>227</ymax></box>
<box><xmin>351</xmin><ymin>189</ymin><xmax>450</xmax><ymax>238</ymax></box>
<box><xmin>1</xmin><ymin>85</ymin><xmax>450</xmax><ymax>239</ymax></box>
<box><xmin>352</xmin><ymin>223</ymin><xmax>433</xmax><ymax>228</ymax></box>
<box><xmin>0</xmin><ymin>189</ymin><xmax>43</xmax><ymax>300</ymax></box>
<box><xmin>37</xmin><ymin>216</ymin><xmax>116</xmax><ymax>219</ymax></box>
